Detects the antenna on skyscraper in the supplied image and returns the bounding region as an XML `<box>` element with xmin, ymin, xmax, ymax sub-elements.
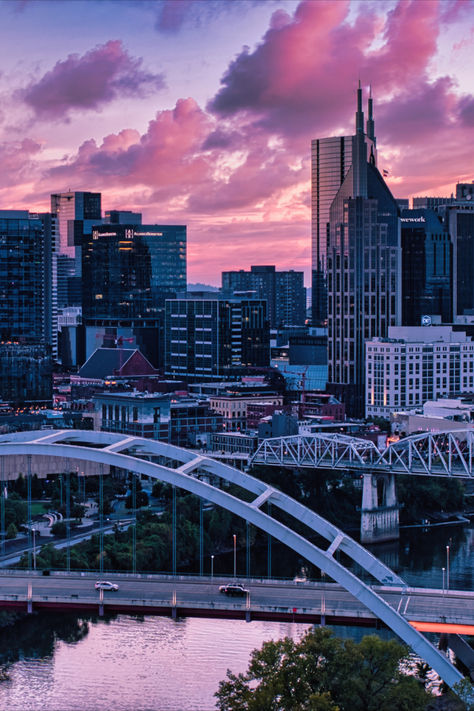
<box><xmin>356</xmin><ymin>80</ymin><xmax>364</xmax><ymax>134</ymax></box>
<box><xmin>366</xmin><ymin>83</ymin><xmax>376</xmax><ymax>144</ymax></box>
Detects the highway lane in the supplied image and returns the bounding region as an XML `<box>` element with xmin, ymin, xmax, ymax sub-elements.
<box><xmin>0</xmin><ymin>574</ymin><xmax>472</xmax><ymax>626</ymax></box>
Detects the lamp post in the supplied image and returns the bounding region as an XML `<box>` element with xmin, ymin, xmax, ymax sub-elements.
<box><xmin>211</xmin><ymin>555</ymin><xmax>214</xmax><ymax>579</ymax></box>
<box><xmin>32</xmin><ymin>529</ymin><xmax>37</xmax><ymax>571</ymax></box>
<box><xmin>442</xmin><ymin>567</ymin><xmax>445</xmax><ymax>594</ymax></box>
<box><xmin>233</xmin><ymin>534</ymin><xmax>237</xmax><ymax>580</ymax></box>
<box><xmin>446</xmin><ymin>545</ymin><xmax>450</xmax><ymax>591</ymax></box>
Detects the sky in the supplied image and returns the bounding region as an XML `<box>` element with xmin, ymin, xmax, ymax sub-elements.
<box><xmin>0</xmin><ymin>0</ymin><xmax>473</xmax><ymax>285</ymax></box>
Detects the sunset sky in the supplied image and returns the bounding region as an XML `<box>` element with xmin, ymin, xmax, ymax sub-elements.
<box><xmin>1</xmin><ymin>0</ymin><xmax>473</xmax><ymax>284</ymax></box>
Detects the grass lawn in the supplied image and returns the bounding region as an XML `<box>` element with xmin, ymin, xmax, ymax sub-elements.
<box><xmin>30</xmin><ymin>501</ymin><xmax>49</xmax><ymax>517</ymax></box>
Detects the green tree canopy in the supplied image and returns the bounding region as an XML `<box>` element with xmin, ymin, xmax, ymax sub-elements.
<box><xmin>215</xmin><ymin>628</ymin><xmax>434</xmax><ymax>711</ymax></box>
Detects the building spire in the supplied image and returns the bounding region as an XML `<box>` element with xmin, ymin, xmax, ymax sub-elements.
<box><xmin>356</xmin><ymin>80</ymin><xmax>364</xmax><ymax>134</ymax></box>
<box><xmin>366</xmin><ymin>83</ymin><xmax>376</xmax><ymax>144</ymax></box>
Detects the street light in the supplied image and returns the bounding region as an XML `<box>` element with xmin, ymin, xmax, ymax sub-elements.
<box><xmin>211</xmin><ymin>555</ymin><xmax>214</xmax><ymax>579</ymax></box>
<box><xmin>442</xmin><ymin>567</ymin><xmax>445</xmax><ymax>594</ymax></box>
<box><xmin>233</xmin><ymin>534</ymin><xmax>237</xmax><ymax>580</ymax></box>
<box><xmin>446</xmin><ymin>545</ymin><xmax>450</xmax><ymax>591</ymax></box>
<box><xmin>32</xmin><ymin>529</ymin><xmax>37</xmax><ymax>571</ymax></box>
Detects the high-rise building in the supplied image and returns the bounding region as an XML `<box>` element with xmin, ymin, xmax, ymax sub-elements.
<box><xmin>82</xmin><ymin>223</ymin><xmax>186</xmax><ymax>366</ymax></box>
<box><xmin>409</xmin><ymin>183</ymin><xmax>474</xmax><ymax>319</ymax></box>
<box><xmin>222</xmin><ymin>265</ymin><xmax>306</xmax><ymax>327</ymax></box>
<box><xmin>0</xmin><ymin>210</ymin><xmax>56</xmax><ymax>405</ymax></box>
<box><xmin>0</xmin><ymin>210</ymin><xmax>57</xmax><ymax>346</ymax></box>
<box><xmin>311</xmin><ymin>89</ymin><xmax>377</xmax><ymax>325</ymax></box>
<box><xmin>165</xmin><ymin>296</ymin><xmax>269</xmax><ymax>380</ymax></box>
<box><xmin>445</xmin><ymin>204</ymin><xmax>474</xmax><ymax>317</ymax></box>
<box><xmin>51</xmin><ymin>191</ymin><xmax>102</xmax><ymax>259</ymax></box>
<box><xmin>104</xmin><ymin>210</ymin><xmax>142</xmax><ymax>225</ymax></box>
<box><xmin>50</xmin><ymin>192</ymin><xmax>102</xmax><ymax>310</ymax></box>
<box><xmin>400</xmin><ymin>209</ymin><xmax>452</xmax><ymax>325</ymax></box>
<box><xmin>326</xmin><ymin>86</ymin><xmax>400</xmax><ymax>416</ymax></box>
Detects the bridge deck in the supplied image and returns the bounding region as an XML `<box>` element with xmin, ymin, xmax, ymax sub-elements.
<box><xmin>1</xmin><ymin>572</ymin><xmax>472</xmax><ymax>634</ymax></box>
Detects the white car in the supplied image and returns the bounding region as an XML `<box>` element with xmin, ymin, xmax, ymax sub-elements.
<box><xmin>95</xmin><ymin>581</ymin><xmax>119</xmax><ymax>591</ymax></box>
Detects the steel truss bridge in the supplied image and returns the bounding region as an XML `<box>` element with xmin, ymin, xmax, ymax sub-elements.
<box><xmin>250</xmin><ymin>430</ymin><xmax>474</xmax><ymax>478</ymax></box>
<box><xmin>0</xmin><ymin>429</ymin><xmax>470</xmax><ymax>694</ymax></box>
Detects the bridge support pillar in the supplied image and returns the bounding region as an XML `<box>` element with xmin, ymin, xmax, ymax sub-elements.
<box><xmin>361</xmin><ymin>472</ymin><xmax>399</xmax><ymax>544</ymax></box>
<box><xmin>27</xmin><ymin>600</ymin><xmax>32</xmax><ymax>614</ymax></box>
<box><xmin>98</xmin><ymin>604</ymin><xmax>104</xmax><ymax>617</ymax></box>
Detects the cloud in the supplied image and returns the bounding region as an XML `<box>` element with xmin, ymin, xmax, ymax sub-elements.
<box><xmin>155</xmin><ymin>0</ymin><xmax>194</xmax><ymax>32</ymax></box>
<box><xmin>154</xmin><ymin>0</ymin><xmax>280</xmax><ymax>34</ymax></box>
<box><xmin>0</xmin><ymin>137</ymin><xmax>42</xmax><ymax>188</ymax></box>
<box><xmin>3</xmin><ymin>0</ymin><xmax>474</xmax><ymax>286</ymax></box>
<box><xmin>21</xmin><ymin>40</ymin><xmax>165</xmax><ymax>120</ymax></box>
<box><xmin>208</xmin><ymin>0</ymin><xmax>443</xmax><ymax>138</ymax></box>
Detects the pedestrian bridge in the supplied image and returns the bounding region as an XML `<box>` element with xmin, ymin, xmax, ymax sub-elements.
<box><xmin>0</xmin><ymin>429</ymin><xmax>469</xmax><ymax>693</ymax></box>
<box><xmin>251</xmin><ymin>431</ymin><xmax>474</xmax><ymax>478</ymax></box>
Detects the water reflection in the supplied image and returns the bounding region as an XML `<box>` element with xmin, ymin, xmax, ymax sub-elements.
<box><xmin>0</xmin><ymin>615</ymin><xmax>311</xmax><ymax>711</ymax></box>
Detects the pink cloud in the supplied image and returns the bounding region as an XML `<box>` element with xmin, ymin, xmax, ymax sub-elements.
<box><xmin>21</xmin><ymin>40</ymin><xmax>165</xmax><ymax>120</ymax></box>
<box><xmin>0</xmin><ymin>137</ymin><xmax>41</xmax><ymax>188</ymax></box>
<box><xmin>3</xmin><ymin>0</ymin><xmax>474</xmax><ymax>287</ymax></box>
<box><xmin>208</xmin><ymin>0</ymin><xmax>445</xmax><ymax>139</ymax></box>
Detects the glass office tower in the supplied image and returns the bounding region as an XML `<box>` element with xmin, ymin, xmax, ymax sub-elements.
<box><xmin>0</xmin><ymin>210</ymin><xmax>52</xmax><ymax>343</ymax></box>
<box><xmin>401</xmin><ymin>209</ymin><xmax>452</xmax><ymax>325</ymax></box>
<box><xmin>82</xmin><ymin>223</ymin><xmax>186</xmax><ymax>366</ymax></box>
<box><xmin>311</xmin><ymin>90</ymin><xmax>377</xmax><ymax>325</ymax></box>
<box><xmin>222</xmin><ymin>265</ymin><xmax>306</xmax><ymax>327</ymax></box>
<box><xmin>326</xmin><ymin>88</ymin><xmax>400</xmax><ymax>417</ymax></box>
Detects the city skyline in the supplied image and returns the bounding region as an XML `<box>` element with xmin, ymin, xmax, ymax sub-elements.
<box><xmin>1</xmin><ymin>0</ymin><xmax>473</xmax><ymax>284</ymax></box>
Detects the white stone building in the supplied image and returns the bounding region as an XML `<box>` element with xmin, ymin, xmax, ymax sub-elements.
<box><xmin>365</xmin><ymin>326</ymin><xmax>474</xmax><ymax>418</ymax></box>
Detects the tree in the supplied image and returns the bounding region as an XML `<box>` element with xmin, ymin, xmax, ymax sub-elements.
<box><xmin>6</xmin><ymin>523</ymin><xmax>17</xmax><ymax>539</ymax></box>
<box><xmin>215</xmin><ymin>628</ymin><xmax>433</xmax><ymax>711</ymax></box>
<box><xmin>51</xmin><ymin>521</ymin><xmax>67</xmax><ymax>537</ymax></box>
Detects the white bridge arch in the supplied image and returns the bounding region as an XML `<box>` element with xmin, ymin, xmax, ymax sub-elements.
<box><xmin>0</xmin><ymin>429</ymin><xmax>464</xmax><ymax>690</ymax></box>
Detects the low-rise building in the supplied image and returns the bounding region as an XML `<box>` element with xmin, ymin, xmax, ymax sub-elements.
<box><xmin>93</xmin><ymin>391</ymin><xmax>222</xmax><ymax>447</ymax></box>
<box><xmin>293</xmin><ymin>392</ymin><xmax>345</xmax><ymax>421</ymax></box>
<box><xmin>391</xmin><ymin>397</ymin><xmax>474</xmax><ymax>436</ymax></box>
<box><xmin>209</xmin><ymin>394</ymin><xmax>283</xmax><ymax>432</ymax></box>
<box><xmin>209</xmin><ymin>431</ymin><xmax>258</xmax><ymax>456</ymax></box>
<box><xmin>365</xmin><ymin>326</ymin><xmax>474</xmax><ymax>419</ymax></box>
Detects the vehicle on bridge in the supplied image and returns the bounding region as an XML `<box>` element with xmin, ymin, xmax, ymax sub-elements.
<box><xmin>219</xmin><ymin>584</ymin><xmax>249</xmax><ymax>597</ymax></box>
<box><xmin>95</xmin><ymin>581</ymin><xmax>119</xmax><ymax>591</ymax></box>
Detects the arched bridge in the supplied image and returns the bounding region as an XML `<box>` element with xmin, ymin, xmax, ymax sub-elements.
<box><xmin>0</xmin><ymin>429</ymin><xmax>467</xmax><ymax>692</ymax></box>
<box><xmin>250</xmin><ymin>431</ymin><xmax>474</xmax><ymax>478</ymax></box>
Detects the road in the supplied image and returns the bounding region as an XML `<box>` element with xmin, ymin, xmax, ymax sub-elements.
<box><xmin>0</xmin><ymin>573</ymin><xmax>472</xmax><ymax>630</ymax></box>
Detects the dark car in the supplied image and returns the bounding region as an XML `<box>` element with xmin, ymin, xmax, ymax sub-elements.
<box><xmin>218</xmin><ymin>584</ymin><xmax>249</xmax><ymax>597</ymax></box>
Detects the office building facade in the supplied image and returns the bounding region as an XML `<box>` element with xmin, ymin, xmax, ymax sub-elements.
<box><xmin>365</xmin><ymin>326</ymin><xmax>474</xmax><ymax>419</ymax></box>
<box><xmin>51</xmin><ymin>191</ymin><xmax>102</xmax><ymax>260</ymax></box>
<box><xmin>165</xmin><ymin>297</ymin><xmax>269</xmax><ymax>380</ymax></box>
<box><xmin>0</xmin><ymin>210</ymin><xmax>57</xmax><ymax>346</ymax></box>
<box><xmin>311</xmin><ymin>89</ymin><xmax>377</xmax><ymax>325</ymax></box>
<box><xmin>400</xmin><ymin>209</ymin><xmax>452</xmax><ymax>325</ymax></box>
<box><xmin>327</xmin><ymin>86</ymin><xmax>400</xmax><ymax>416</ymax></box>
<box><xmin>222</xmin><ymin>265</ymin><xmax>305</xmax><ymax>327</ymax></box>
<box><xmin>82</xmin><ymin>223</ymin><xmax>186</xmax><ymax>367</ymax></box>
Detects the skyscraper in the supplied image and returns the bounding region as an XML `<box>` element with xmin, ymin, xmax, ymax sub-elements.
<box><xmin>165</xmin><ymin>295</ymin><xmax>269</xmax><ymax>380</ymax></box>
<box><xmin>0</xmin><ymin>210</ymin><xmax>57</xmax><ymax>345</ymax></box>
<box><xmin>82</xmin><ymin>222</ymin><xmax>186</xmax><ymax>366</ymax></box>
<box><xmin>51</xmin><ymin>191</ymin><xmax>102</xmax><ymax>259</ymax></box>
<box><xmin>326</xmin><ymin>86</ymin><xmax>400</xmax><ymax>416</ymax></box>
<box><xmin>400</xmin><ymin>209</ymin><xmax>452</xmax><ymax>325</ymax></box>
<box><xmin>222</xmin><ymin>265</ymin><xmax>306</xmax><ymax>327</ymax></box>
<box><xmin>311</xmin><ymin>88</ymin><xmax>377</xmax><ymax>325</ymax></box>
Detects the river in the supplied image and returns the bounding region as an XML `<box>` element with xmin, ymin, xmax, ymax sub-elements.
<box><xmin>0</xmin><ymin>522</ymin><xmax>471</xmax><ymax>711</ymax></box>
